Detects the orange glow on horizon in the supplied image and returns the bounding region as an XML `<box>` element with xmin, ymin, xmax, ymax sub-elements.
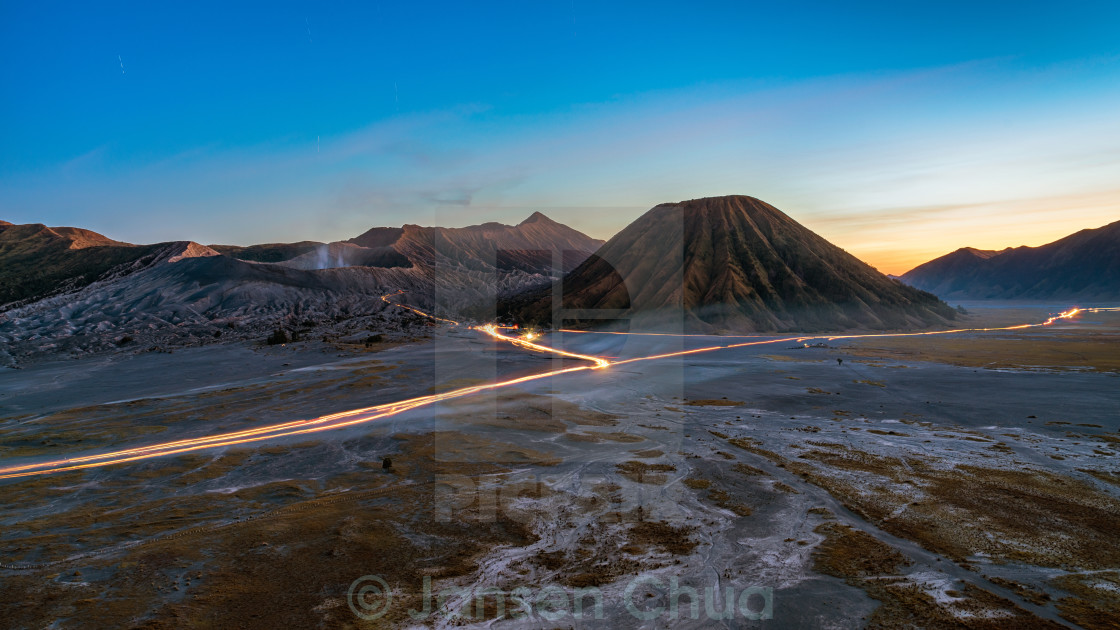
<box><xmin>814</xmin><ymin>194</ymin><xmax>1120</xmax><ymax>276</ymax></box>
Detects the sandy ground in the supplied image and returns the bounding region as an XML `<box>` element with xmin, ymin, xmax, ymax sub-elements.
<box><xmin>0</xmin><ymin>303</ymin><xmax>1118</xmax><ymax>628</ymax></box>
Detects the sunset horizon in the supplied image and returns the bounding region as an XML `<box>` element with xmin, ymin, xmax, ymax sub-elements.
<box><xmin>3</xmin><ymin>3</ymin><xmax>1119</xmax><ymax>628</ymax></box>
<box><xmin>4</xmin><ymin>3</ymin><xmax>1119</xmax><ymax>277</ymax></box>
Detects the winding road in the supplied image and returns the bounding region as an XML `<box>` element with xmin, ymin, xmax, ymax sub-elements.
<box><xmin>0</xmin><ymin>295</ymin><xmax>1113</xmax><ymax>481</ymax></box>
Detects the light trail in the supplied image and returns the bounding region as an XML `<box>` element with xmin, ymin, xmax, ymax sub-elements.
<box><xmin>559</xmin><ymin>329</ymin><xmax>764</xmax><ymax>338</ymax></box>
<box><xmin>610</xmin><ymin>306</ymin><xmax>1105</xmax><ymax>367</ymax></box>
<box><xmin>0</xmin><ymin>365</ymin><xmax>595</xmax><ymax>480</ymax></box>
<box><xmin>382</xmin><ymin>290</ymin><xmax>609</xmax><ymax>368</ymax></box>
<box><xmin>2</xmin><ymin>301</ymin><xmax>1113</xmax><ymax>481</ymax></box>
<box><xmin>0</xmin><ymin>292</ymin><xmax>606</xmax><ymax>480</ymax></box>
<box><xmin>823</xmin><ymin>307</ymin><xmax>1085</xmax><ymax>341</ymax></box>
<box><xmin>474</xmin><ymin>324</ymin><xmax>611</xmax><ymax>369</ymax></box>
<box><xmin>380</xmin><ymin>291</ymin><xmax>461</xmax><ymax>326</ymax></box>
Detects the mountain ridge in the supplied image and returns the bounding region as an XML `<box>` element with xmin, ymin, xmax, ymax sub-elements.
<box><xmin>0</xmin><ymin>213</ymin><xmax>605</xmax><ymax>363</ymax></box>
<box><xmin>901</xmin><ymin>220</ymin><xmax>1120</xmax><ymax>300</ymax></box>
<box><xmin>504</xmin><ymin>195</ymin><xmax>955</xmax><ymax>332</ymax></box>
<box><xmin>345</xmin><ymin>212</ymin><xmax>603</xmax><ymax>274</ymax></box>
<box><xmin>0</xmin><ymin>221</ymin><xmax>218</xmax><ymax>307</ymax></box>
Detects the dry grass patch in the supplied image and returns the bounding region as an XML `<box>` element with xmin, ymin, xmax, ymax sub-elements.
<box><xmin>685</xmin><ymin>399</ymin><xmax>743</xmax><ymax>406</ymax></box>
<box><xmin>772</xmin><ymin>481</ymin><xmax>799</xmax><ymax>494</ymax></box>
<box><xmin>812</xmin><ymin>522</ymin><xmax>910</xmax><ymax>577</ymax></box>
<box><xmin>439</xmin><ymin>391</ymin><xmax>617</xmax><ymax>433</ymax></box>
<box><xmin>843</xmin><ymin>330</ymin><xmax>1120</xmax><ymax>373</ymax></box>
<box><xmin>627</xmin><ymin>521</ymin><xmax>696</xmax><ymax>555</ymax></box>
<box><xmin>725</xmin><ymin>436</ymin><xmax>786</xmax><ymax>465</ymax></box>
<box><xmin>812</xmin><ymin>522</ymin><xmax>1063</xmax><ymax>629</ymax></box>
<box><xmin>1078</xmin><ymin>468</ymin><xmax>1120</xmax><ymax>488</ymax></box>
<box><xmin>732</xmin><ymin>463</ymin><xmax>767</xmax><ymax>476</ymax></box>
<box><xmin>789</xmin><ymin>444</ymin><xmax>1120</xmax><ymax>569</ymax></box>
<box><xmin>987</xmin><ymin>577</ymin><xmax>1050</xmax><ymax>607</ymax></box>
<box><xmin>0</xmin><ymin>429</ymin><xmax>550</xmax><ymax>628</ymax></box>
<box><xmin>565</xmin><ymin>431</ymin><xmax>644</xmax><ymax>444</ymax></box>
<box><xmin>760</xmin><ymin>354</ymin><xmax>824</xmax><ymax>363</ymax></box>
<box><xmin>616</xmin><ymin>461</ymin><xmax>676</xmax><ymax>484</ymax></box>
<box><xmin>429</xmin><ymin>376</ymin><xmax>488</xmax><ymax>392</ymax></box>
<box><xmin>1051</xmin><ymin>571</ymin><xmax>1120</xmax><ymax>630</ymax></box>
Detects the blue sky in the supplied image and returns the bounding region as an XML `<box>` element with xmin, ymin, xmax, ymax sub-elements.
<box><xmin>2</xmin><ymin>1</ymin><xmax>1119</xmax><ymax>273</ymax></box>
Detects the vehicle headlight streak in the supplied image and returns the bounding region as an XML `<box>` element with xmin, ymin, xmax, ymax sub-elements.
<box><xmin>474</xmin><ymin>324</ymin><xmax>611</xmax><ymax>369</ymax></box>
<box><xmin>1</xmin><ymin>301</ymin><xmax>1114</xmax><ymax>481</ymax></box>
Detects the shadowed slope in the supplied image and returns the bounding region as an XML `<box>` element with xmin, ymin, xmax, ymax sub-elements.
<box><xmin>0</xmin><ymin>213</ymin><xmax>604</xmax><ymax>361</ymax></box>
<box><xmin>209</xmin><ymin>241</ymin><xmax>323</xmax><ymax>263</ymax></box>
<box><xmin>505</xmin><ymin>196</ymin><xmax>955</xmax><ymax>332</ymax></box>
<box><xmin>348</xmin><ymin>212</ymin><xmax>603</xmax><ymax>274</ymax></box>
<box><xmin>0</xmin><ymin>222</ymin><xmax>217</xmax><ymax>308</ymax></box>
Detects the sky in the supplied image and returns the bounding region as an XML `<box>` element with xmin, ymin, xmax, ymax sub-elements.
<box><xmin>2</xmin><ymin>1</ymin><xmax>1119</xmax><ymax>274</ymax></box>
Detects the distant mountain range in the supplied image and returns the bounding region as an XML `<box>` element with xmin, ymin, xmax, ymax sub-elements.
<box><xmin>0</xmin><ymin>214</ymin><xmax>600</xmax><ymax>364</ymax></box>
<box><xmin>209</xmin><ymin>241</ymin><xmax>323</xmax><ymax>263</ymax></box>
<box><xmin>0</xmin><ymin>221</ymin><xmax>220</xmax><ymax>307</ymax></box>
<box><xmin>900</xmin><ymin>220</ymin><xmax>1120</xmax><ymax>300</ymax></box>
<box><xmin>502</xmin><ymin>195</ymin><xmax>955</xmax><ymax>332</ymax></box>
<box><xmin>0</xmin><ymin>213</ymin><xmax>602</xmax><ymax>309</ymax></box>
<box><xmin>20</xmin><ymin>198</ymin><xmax>1111</xmax><ymax>363</ymax></box>
<box><xmin>345</xmin><ymin>211</ymin><xmax>602</xmax><ymax>275</ymax></box>
<box><xmin>209</xmin><ymin>212</ymin><xmax>602</xmax><ymax>274</ymax></box>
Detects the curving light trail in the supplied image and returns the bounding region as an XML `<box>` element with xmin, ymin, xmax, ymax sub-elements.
<box><xmin>559</xmin><ymin>329</ymin><xmax>764</xmax><ymax>338</ymax></box>
<box><xmin>380</xmin><ymin>291</ymin><xmax>461</xmax><ymax>326</ymax></box>
<box><xmin>382</xmin><ymin>291</ymin><xmax>608</xmax><ymax>366</ymax></box>
<box><xmin>1</xmin><ymin>300</ymin><xmax>1114</xmax><ymax>481</ymax></box>
<box><xmin>475</xmin><ymin>324</ymin><xmax>611</xmax><ymax>368</ymax></box>
<box><xmin>610</xmin><ymin>307</ymin><xmax>1118</xmax><ymax>366</ymax></box>
<box><xmin>0</xmin><ymin>365</ymin><xmax>597</xmax><ymax>480</ymax></box>
<box><xmin>0</xmin><ymin>293</ymin><xmax>603</xmax><ymax>480</ymax></box>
